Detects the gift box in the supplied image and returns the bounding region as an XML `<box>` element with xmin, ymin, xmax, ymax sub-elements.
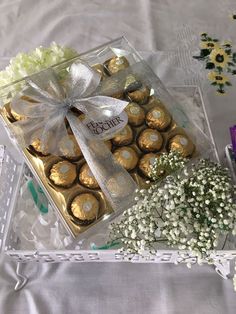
<box><xmin>0</xmin><ymin>37</ymin><xmax>214</xmax><ymax>239</ymax></box>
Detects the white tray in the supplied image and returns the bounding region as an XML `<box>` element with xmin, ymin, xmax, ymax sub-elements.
<box><xmin>0</xmin><ymin>86</ymin><xmax>235</xmax><ymax>290</ymax></box>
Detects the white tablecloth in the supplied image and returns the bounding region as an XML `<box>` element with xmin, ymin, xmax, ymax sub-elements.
<box><xmin>1</xmin><ymin>0</ymin><xmax>236</xmax><ymax>313</ymax></box>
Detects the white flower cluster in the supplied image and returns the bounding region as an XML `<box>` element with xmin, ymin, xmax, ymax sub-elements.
<box><xmin>0</xmin><ymin>42</ymin><xmax>77</xmax><ymax>88</ymax></box>
<box><xmin>150</xmin><ymin>150</ymin><xmax>186</xmax><ymax>181</ymax></box>
<box><xmin>161</xmin><ymin>159</ymin><xmax>236</xmax><ymax>259</ymax></box>
<box><xmin>109</xmin><ymin>151</ymin><xmax>187</xmax><ymax>254</ymax></box>
<box><xmin>109</xmin><ymin>153</ymin><xmax>236</xmax><ymax>261</ymax></box>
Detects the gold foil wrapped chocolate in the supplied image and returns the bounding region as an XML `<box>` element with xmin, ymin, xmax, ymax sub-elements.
<box><xmin>101</xmin><ymin>77</ymin><xmax>123</xmax><ymax>99</ymax></box>
<box><xmin>113</xmin><ymin>146</ymin><xmax>139</xmax><ymax>171</ymax></box>
<box><xmin>168</xmin><ymin>134</ymin><xmax>195</xmax><ymax>157</ymax></box>
<box><xmin>59</xmin><ymin>134</ymin><xmax>82</xmax><ymax>160</ymax></box>
<box><xmin>49</xmin><ymin>160</ymin><xmax>77</xmax><ymax>187</ymax></box>
<box><xmin>146</xmin><ymin>106</ymin><xmax>171</xmax><ymax>131</ymax></box>
<box><xmin>30</xmin><ymin>131</ymin><xmax>51</xmax><ymax>155</ymax></box>
<box><xmin>70</xmin><ymin>193</ymin><xmax>99</xmax><ymax>225</ymax></box>
<box><xmin>92</xmin><ymin>64</ymin><xmax>106</xmax><ymax>79</ymax></box>
<box><xmin>138</xmin><ymin>128</ymin><xmax>163</xmax><ymax>152</ymax></box>
<box><xmin>79</xmin><ymin>163</ymin><xmax>99</xmax><ymax>189</ymax></box>
<box><xmin>106</xmin><ymin>173</ymin><xmax>131</xmax><ymax>198</ymax></box>
<box><xmin>127</xmin><ymin>86</ymin><xmax>150</xmax><ymax>105</ymax></box>
<box><xmin>107</xmin><ymin>56</ymin><xmax>129</xmax><ymax>74</ymax></box>
<box><xmin>112</xmin><ymin>124</ymin><xmax>133</xmax><ymax>146</ymax></box>
<box><xmin>125</xmin><ymin>102</ymin><xmax>145</xmax><ymax>126</ymax></box>
<box><xmin>138</xmin><ymin>153</ymin><xmax>158</xmax><ymax>178</ymax></box>
<box><xmin>124</xmin><ymin>74</ymin><xmax>142</xmax><ymax>93</ymax></box>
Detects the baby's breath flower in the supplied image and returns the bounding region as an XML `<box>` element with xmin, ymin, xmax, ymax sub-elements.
<box><xmin>109</xmin><ymin>154</ymin><xmax>236</xmax><ymax>262</ymax></box>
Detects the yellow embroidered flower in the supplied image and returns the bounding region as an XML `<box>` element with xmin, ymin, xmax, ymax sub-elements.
<box><xmin>200</xmin><ymin>41</ymin><xmax>219</xmax><ymax>50</ymax></box>
<box><xmin>208</xmin><ymin>71</ymin><xmax>229</xmax><ymax>84</ymax></box>
<box><xmin>209</xmin><ymin>48</ymin><xmax>229</xmax><ymax>67</ymax></box>
<box><xmin>223</xmin><ymin>40</ymin><xmax>232</xmax><ymax>47</ymax></box>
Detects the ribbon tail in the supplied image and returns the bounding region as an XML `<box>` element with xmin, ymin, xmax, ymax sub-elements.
<box><xmin>66</xmin><ymin>112</ymin><xmax>137</xmax><ymax>212</ymax></box>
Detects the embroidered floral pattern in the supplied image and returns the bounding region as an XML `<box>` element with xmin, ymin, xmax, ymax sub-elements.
<box><xmin>193</xmin><ymin>33</ymin><xmax>236</xmax><ymax>94</ymax></box>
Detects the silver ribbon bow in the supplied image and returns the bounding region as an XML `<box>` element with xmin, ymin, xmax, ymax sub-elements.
<box><xmin>11</xmin><ymin>62</ymin><xmax>137</xmax><ymax>211</ymax></box>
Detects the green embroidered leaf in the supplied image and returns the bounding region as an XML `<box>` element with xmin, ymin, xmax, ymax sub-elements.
<box><xmin>227</xmin><ymin>62</ymin><xmax>235</xmax><ymax>67</ymax></box>
<box><xmin>232</xmin><ymin>52</ymin><xmax>236</xmax><ymax>63</ymax></box>
<box><xmin>206</xmin><ymin>62</ymin><xmax>215</xmax><ymax>69</ymax></box>
<box><xmin>211</xmin><ymin>82</ymin><xmax>217</xmax><ymax>86</ymax></box>
<box><xmin>232</xmin><ymin>70</ymin><xmax>236</xmax><ymax>75</ymax></box>
<box><xmin>225</xmin><ymin>49</ymin><xmax>232</xmax><ymax>55</ymax></box>
<box><xmin>200</xmin><ymin>49</ymin><xmax>211</xmax><ymax>57</ymax></box>
<box><xmin>193</xmin><ymin>55</ymin><xmax>204</xmax><ymax>60</ymax></box>
<box><xmin>213</xmin><ymin>39</ymin><xmax>219</xmax><ymax>42</ymax></box>
<box><xmin>225</xmin><ymin>81</ymin><xmax>232</xmax><ymax>86</ymax></box>
<box><xmin>216</xmin><ymin>66</ymin><xmax>223</xmax><ymax>73</ymax></box>
<box><xmin>217</xmin><ymin>88</ymin><xmax>225</xmax><ymax>94</ymax></box>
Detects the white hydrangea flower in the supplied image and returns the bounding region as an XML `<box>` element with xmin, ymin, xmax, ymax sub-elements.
<box><xmin>0</xmin><ymin>42</ymin><xmax>78</xmax><ymax>88</ymax></box>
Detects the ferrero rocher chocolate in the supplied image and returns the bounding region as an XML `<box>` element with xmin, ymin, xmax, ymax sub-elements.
<box><xmin>11</xmin><ymin>109</ymin><xmax>26</xmax><ymax>121</ymax></box>
<box><xmin>105</xmin><ymin>140</ymin><xmax>112</xmax><ymax>151</ymax></box>
<box><xmin>138</xmin><ymin>153</ymin><xmax>158</xmax><ymax>178</ymax></box>
<box><xmin>101</xmin><ymin>77</ymin><xmax>123</xmax><ymax>99</ymax></box>
<box><xmin>59</xmin><ymin>134</ymin><xmax>82</xmax><ymax>160</ymax></box>
<box><xmin>49</xmin><ymin>160</ymin><xmax>77</xmax><ymax>187</ymax></box>
<box><xmin>125</xmin><ymin>102</ymin><xmax>145</xmax><ymax>126</ymax></box>
<box><xmin>113</xmin><ymin>147</ymin><xmax>139</xmax><ymax>171</ymax></box>
<box><xmin>92</xmin><ymin>64</ymin><xmax>106</xmax><ymax>79</ymax></box>
<box><xmin>70</xmin><ymin>193</ymin><xmax>99</xmax><ymax>225</ymax></box>
<box><xmin>79</xmin><ymin>163</ymin><xmax>99</xmax><ymax>189</ymax></box>
<box><xmin>124</xmin><ymin>74</ymin><xmax>142</xmax><ymax>93</ymax></box>
<box><xmin>146</xmin><ymin>106</ymin><xmax>171</xmax><ymax>131</ymax></box>
<box><xmin>111</xmin><ymin>124</ymin><xmax>133</xmax><ymax>146</ymax></box>
<box><xmin>106</xmin><ymin>173</ymin><xmax>130</xmax><ymax>198</ymax></box>
<box><xmin>168</xmin><ymin>134</ymin><xmax>194</xmax><ymax>157</ymax></box>
<box><xmin>138</xmin><ymin>128</ymin><xmax>163</xmax><ymax>152</ymax></box>
<box><xmin>107</xmin><ymin>56</ymin><xmax>129</xmax><ymax>74</ymax></box>
<box><xmin>30</xmin><ymin>131</ymin><xmax>51</xmax><ymax>155</ymax></box>
<box><xmin>127</xmin><ymin>86</ymin><xmax>150</xmax><ymax>105</ymax></box>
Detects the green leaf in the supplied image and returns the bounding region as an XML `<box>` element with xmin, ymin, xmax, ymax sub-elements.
<box><xmin>211</xmin><ymin>82</ymin><xmax>217</xmax><ymax>86</ymax></box>
<box><xmin>213</xmin><ymin>39</ymin><xmax>219</xmax><ymax>42</ymax></box>
<box><xmin>225</xmin><ymin>81</ymin><xmax>232</xmax><ymax>86</ymax></box>
<box><xmin>225</xmin><ymin>49</ymin><xmax>232</xmax><ymax>55</ymax></box>
<box><xmin>200</xmin><ymin>49</ymin><xmax>211</xmax><ymax>57</ymax></box>
<box><xmin>217</xmin><ymin>88</ymin><xmax>225</xmax><ymax>94</ymax></box>
<box><xmin>227</xmin><ymin>62</ymin><xmax>235</xmax><ymax>67</ymax></box>
<box><xmin>206</xmin><ymin>62</ymin><xmax>215</xmax><ymax>69</ymax></box>
<box><xmin>232</xmin><ymin>52</ymin><xmax>236</xmax><ymax>62</ymax></box>
<box><xmin>193</xmin><ymin>55</ymin><xmax>204</xmax><ymax>60</ymax></box>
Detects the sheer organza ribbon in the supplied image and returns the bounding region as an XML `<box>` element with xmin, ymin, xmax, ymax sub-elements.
<box><xmin>11</xmin><ymin>62</ymin><xmax>137</xmax><ymax>211</ymax></box>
